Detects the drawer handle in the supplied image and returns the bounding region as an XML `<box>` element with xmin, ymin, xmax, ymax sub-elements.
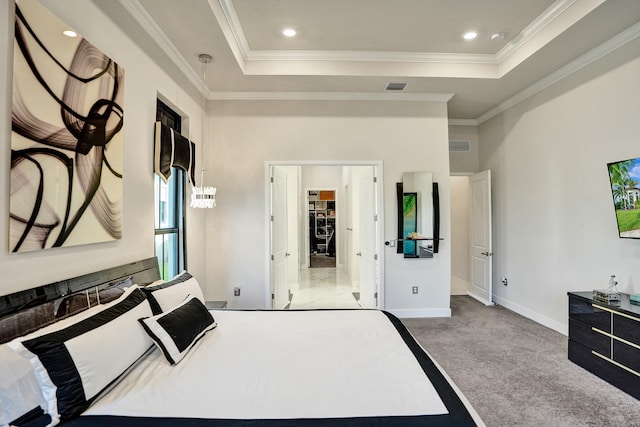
<box><xmin>592</xmin><ymin>351</ymin><xmax>640</xmax><ymax>378</ymax></box>
<box><xmin>592</xmin><ymin>304</ymin><xmax>640</xmax><ymax>322</ymax></box>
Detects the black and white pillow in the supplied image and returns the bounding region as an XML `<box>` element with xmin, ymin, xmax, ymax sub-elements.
<box><xmin>141</xmin><ymin>271</ymin><xmax>205</xmax><ymax>314</ymax></box>
<box><xmin>0</xmin><ymin>343</ymin><xmax>46</xmax><ymax>426</ymax></box>
<box><xmin>139</xmin><ymin>295</ymin><xmax>216</xmax><ymax>365</ymax></box>
<box><xmin>8</xmin><ymin>286</ymin><xmax>154</xmax><ymax>425</ymax></box>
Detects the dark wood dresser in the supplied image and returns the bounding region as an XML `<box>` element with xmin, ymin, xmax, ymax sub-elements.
<box><xmin>567</xmin><ymin>291</ymin><xmax>640</xmax><ymax>399</ymax></box>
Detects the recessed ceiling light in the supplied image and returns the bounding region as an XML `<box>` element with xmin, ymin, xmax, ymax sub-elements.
<box><xmin>63</xmin><ymin>30</ymin><xmax>77</xmax><ymax>38</ymax></box>
<box><xmin>462</xmin><ymin>31</ymin><xmax>478</xmax><ymax>40</ymax></box>
<box><xmin>491</xmin><ymin>32</ymin><xmax>506</xmax><ymax>42</ymax></box>
<box><xmin>282</xmin><ymin>28</ymin><xmax>296</xmax><ymax>38</ymax></box>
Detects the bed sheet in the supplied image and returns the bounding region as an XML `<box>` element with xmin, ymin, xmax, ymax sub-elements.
<box><xmin>62</xmin><ymin>310</ymin><xmax>482</xmax><ymax>426</ymax></box>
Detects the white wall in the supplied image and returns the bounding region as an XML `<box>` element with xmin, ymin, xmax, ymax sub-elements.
<box><xmin>205</xmin><ymin>100</ymin><xmax>452</xmax><ymax>317</ymax></box>
<box><xmin>0</xmin><ymin>0</ymin><xmax>206</xmax><ymax>296</ymax></box>
<box><xmin>479</xmin><ymin>37</ymin><xmax>640</xmax><ymax>334</ymax></box>
<box><xmin>449</xmin><ymin>125</ymin><xmax>480</xmax><ymax>174</ymax></box>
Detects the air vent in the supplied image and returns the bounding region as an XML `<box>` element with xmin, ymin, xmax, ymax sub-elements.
<box><xmin>449</xmin><ymin>140</ymin><xmax>470</xmax><ymax>152</ymax></box>
<box><xmin>385</xmin><ymin>82</ymin><xmax>407</xmax><ymax>91</ymax></box>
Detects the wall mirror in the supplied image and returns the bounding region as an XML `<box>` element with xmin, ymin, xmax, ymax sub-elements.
<box><xmin>396</xmin><ymin>172</ymin><xmax>439</xmax><ymax>258</ymax></box>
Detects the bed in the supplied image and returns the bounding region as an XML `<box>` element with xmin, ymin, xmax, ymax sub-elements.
<box><xmin>0</xmin><ymin>258</ymin><xmax>483</xmax><ymax>427</ymax></box>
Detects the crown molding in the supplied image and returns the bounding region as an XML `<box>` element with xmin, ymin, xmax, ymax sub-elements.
<box><xmin>475</xmin><ymin>20</ymin><xmax>640</xmax><ymax>125</ymax></box>
<box><xmin>119</xmin><ymin>0</ymin><xmax>637</xmax><ymax>126</ymax></box>
<box><xmin>495</xmin><ymin>0</ymin><xmax>578</xmax><ymax>64</ymax></box>
<box><xmin>245</xmin><ymin>49</ymin><xmax>498</xmax><ymax>65</ymax></box>
<box><xmin>118</xmin><ymin>0</ymin><xmax>204</xmax><ymax>93</ymax></box>
<box><xmin>215</xmin><ymin>0</ymin><xmax>600</xmax><ymax>79</ymax></box>
<box><xmin>208</xmin><ymin>92</ymin><xmax>454</xmax><ymax>102</ymax></box>
<box><xmin>448</xmin><ymin>119</ymin><xmax>479</xmax><ymax>127</ymax></box>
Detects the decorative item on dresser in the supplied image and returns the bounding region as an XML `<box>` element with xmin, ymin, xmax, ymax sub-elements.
<box><xmin>567</xmin><ymin>291</ymin><xmax>640</xmax><ymax>400</ymax></box>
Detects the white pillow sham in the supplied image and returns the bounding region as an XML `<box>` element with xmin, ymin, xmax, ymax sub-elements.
<box><xmin>141</xmin><ymin>271</ymin><xmax>205</xmax><ymax>314</ymax></box>
<box><xmin>0</xmin><ymin>343</ymin><xmax>46</xmax><ymax>425</ymax></box>
<box><xmin>8</xmin><ymin>286</ymin><xmax>154</xmax><ymax>426</ymax></box>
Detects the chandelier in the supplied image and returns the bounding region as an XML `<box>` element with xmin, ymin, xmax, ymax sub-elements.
<box><xmin>190</xmin><ymin>53</ymin><xmax>217</xmax><ymax>208</ymax></box>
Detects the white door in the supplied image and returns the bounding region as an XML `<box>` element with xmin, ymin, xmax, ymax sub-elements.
<box><xmin>270</xmin><ymin>167</ymin><xmax>289</xmax><ymax>309</ymax></box>
<box><xmin>358</xmin><ymin>167</ymin><xmax>378</xmax><ymax>308</ymax></box>
<box><xmin>469</xmin><ymin>170</ymin><xmax>493</xmax><ymax>305</ymax></box>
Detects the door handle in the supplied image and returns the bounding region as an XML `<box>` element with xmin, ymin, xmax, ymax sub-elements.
<box><xmin>356</xmin><ymin>252</ymin><xmax>362</xmax><ymax>256</ymax></box>
<box><xmin>285</xmin><ymin>252</ymin><xmax>291</xmax><ymax>257</ymax></box>
<box><xmin>481</xmin><ymin>251</ymin><xmax>492</xmax><ymax>256</ymax></box>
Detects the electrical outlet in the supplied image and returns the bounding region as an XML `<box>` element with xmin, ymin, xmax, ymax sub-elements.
<box><xmin>234</xmin><ymin>287</ymin><xmax>241</xmax><ymax>296</ymax></box>
<box><xmin>501</xmin><ymin>277</ymin><xmax>508</xmax><ymax>286</ymax></box>
<box><xmin>412</xmin><ymin>286</ymin><xmax>419</xmax><ymax>294</ymax></box>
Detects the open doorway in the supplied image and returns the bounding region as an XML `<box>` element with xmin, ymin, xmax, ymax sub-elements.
<box><xmin>450</xmin><ymin>172</ymin><xmax>494</xmax><ymax>305</ymax></box>
<box><xmin>267</xmin><ymin>162</ymin><xmax>383</xmax><ymax>310</ymax></box>
<box><xmin>450</xmin><ymin>175</ymin><xmax>471</xmax><ymax>295</ymax></box>
<box><xmin>308</xmin><ymin>190</ymin><xmax>336</xmax><ymax>268</ymax></box>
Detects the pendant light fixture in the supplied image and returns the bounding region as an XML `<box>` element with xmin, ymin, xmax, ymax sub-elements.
<box><xmin>190</xmin><ymin>53</ymin><xmax>217</xmax><ymax>208</ymax></box>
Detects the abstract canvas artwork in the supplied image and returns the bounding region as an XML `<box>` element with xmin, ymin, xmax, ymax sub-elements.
<box><xmin>10</xmin><ymin>0</ymin><xmax>125</xmax><ymax>252</ymax></box>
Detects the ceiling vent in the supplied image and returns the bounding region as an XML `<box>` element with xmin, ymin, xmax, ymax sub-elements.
<box><xmin>449</xmin><ymin>140</ymin><xmax>470</xmax><ymax>152</ymax></box>
<box><xmin>385</xmin><ymin>82</ymin><xmax>407</xmax><ymax>91</ymax></box>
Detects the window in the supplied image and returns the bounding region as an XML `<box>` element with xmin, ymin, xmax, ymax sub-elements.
<box><xmin>155</xmin><ymin>100</ymin><xmax>186</xmax><ymax>279</ymax></box>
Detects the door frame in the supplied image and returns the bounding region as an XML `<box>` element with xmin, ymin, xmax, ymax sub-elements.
<box><xmin>264</xmin><ymin>160</ymin><xmax>385</xmax><ymax>309</ymax></box>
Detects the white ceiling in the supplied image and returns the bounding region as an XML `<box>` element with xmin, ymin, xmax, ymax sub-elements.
<box><xmin>97</xmin><ymin>0</ymin><xmax>640</xmax><ymax>123</ymax></box>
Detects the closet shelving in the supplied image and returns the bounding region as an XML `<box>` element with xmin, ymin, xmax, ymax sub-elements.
<box><xmin>308</xmin><ymin>193</ymin><xmax>335</xmax><ymax>255</ymax></box>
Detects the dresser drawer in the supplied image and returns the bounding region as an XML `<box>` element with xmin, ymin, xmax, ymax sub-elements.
<box><xmin>569</xmin><ymin>296</ymin><xmax>611</xmax><ymax>332</ymax></box>
<box><xmin>613</xmin><ymin>313</ymin><xmax>640</xmax><ymax>346</ymax></box>
<box><xmin>613</xmin><ymin>339</ymin><xmax>640</xmax><ymax>374</ymax></box>
<box><xmin>568</xmin><ymin>339</ymin><xmax>640</xmax><ymax>400</ymax></box>
<box><xmin>568</xmin><ymin>318</ymin><xmax>610</xmax><ymax>355</ymax></box>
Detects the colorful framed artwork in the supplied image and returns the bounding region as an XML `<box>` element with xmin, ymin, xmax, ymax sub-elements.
<box><xmin>403</xmin><ymin>192</ymin><xmax>417</xmax><ymax>257</ymax></box>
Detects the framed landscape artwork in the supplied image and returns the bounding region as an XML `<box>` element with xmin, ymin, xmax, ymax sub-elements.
<box><xmin>607</xmin><ymin>157</ymin><xmax>640</xmax><ymax>239</ymax></box>
<box><xmin>403</xmin><ymin>192</ymin><xmax>417</xmax><ymax>256</ymax></box>
<box><xmin>10</xmin><ymin>0</ymin><xmax>125</xmax><ymax>252</ymax></box>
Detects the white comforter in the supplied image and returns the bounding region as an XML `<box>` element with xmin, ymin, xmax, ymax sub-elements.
<box><xmin>84</xmin><ymin>310</ymin><xmax>449</xmax><ymax>420</ymax></box>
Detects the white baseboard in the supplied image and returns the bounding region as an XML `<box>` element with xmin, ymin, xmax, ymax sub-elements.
<box><xmin>387</xmin><ymin>307</ymin><xmax>451</xmax><ymax>318</ymax></box>
<box><xmin>493</xmin><ymin>294</ymin><xmax>567</xmax><ymax>336</ymax></box>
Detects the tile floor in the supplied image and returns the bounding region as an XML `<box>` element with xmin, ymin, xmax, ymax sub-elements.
<box><xmin>288</xmin><ymin>267</ymin><xmax>361</xmax><ymax>309</ymax></box>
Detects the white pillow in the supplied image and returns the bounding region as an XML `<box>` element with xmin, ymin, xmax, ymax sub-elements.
<box><xmin>0</xmin><ymin>344</ymin><xmax>46</xmax><ymax>425</ymax></box>
<box><xmin>8</xmin><ymin>286</ymin><xmax>153</xmax><ymax>425</ymax></box>
<box><xmin>139</xmin><ymin>295</ymin><xmax>216</xmax><ymax>365</ymax></box>
<box><xmin>141</xmin><ymin>271</ymin><xmax>205</xmax><ymax>314</ymax></box>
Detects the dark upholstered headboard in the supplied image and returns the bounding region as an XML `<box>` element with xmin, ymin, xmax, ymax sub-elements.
<box><xmin>0</xmin><ymin>257</ymin><xmax>160</xmax><ymax>343</ymax></box>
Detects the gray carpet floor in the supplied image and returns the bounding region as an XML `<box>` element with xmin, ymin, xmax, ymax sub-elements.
<box><xmin>402</xmin><ymin>296</ymin><xmax>640</xmax><ymax>427</ymax></box>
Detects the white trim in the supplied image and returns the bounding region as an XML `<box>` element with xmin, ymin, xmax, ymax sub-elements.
<box><xmin>495</xmin><ymin>0</ymin><xmax>578</xmax><ymax>64</ymax></box>
<box><xmin>476</xmin><ymin>20</ymin><xmax>640</xmax><ymax>125</ymax></box>
<box><xmin>246</xmin><ymin>49</ymin><xmax>498</xmax><ymax>65</ymax></box>
<box><xmin>117</xmin><ymin>0</ymin><xmax>203</xmax><ymax>94</ymax></box>
<box><xmin>209</xmin><ymin>92</ymin><xmax>454</xmax><ymax>102</ymax></box>
<box><xmin>388</xmin><ymin>308</ymin><xmax>451</xmax><ymax>319</ymax></box>
<box><xmin>448</xmin><ymin>119</ymin><xmax>478</xmax><ymax>127</ymax></box>
<box><xmin>214</xmin><ymin>0</ymin><xmax>594</xmax><ymax>80</ymax></box>
<box><xmin>493</xmin><ymin>294</ymin><xmax>567</xmax><ymax>335</ymax></box>
<box><xmin>119</xmin><ymin>0</ymin><xmax>638</xmax><ymax>122</ymax></box>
